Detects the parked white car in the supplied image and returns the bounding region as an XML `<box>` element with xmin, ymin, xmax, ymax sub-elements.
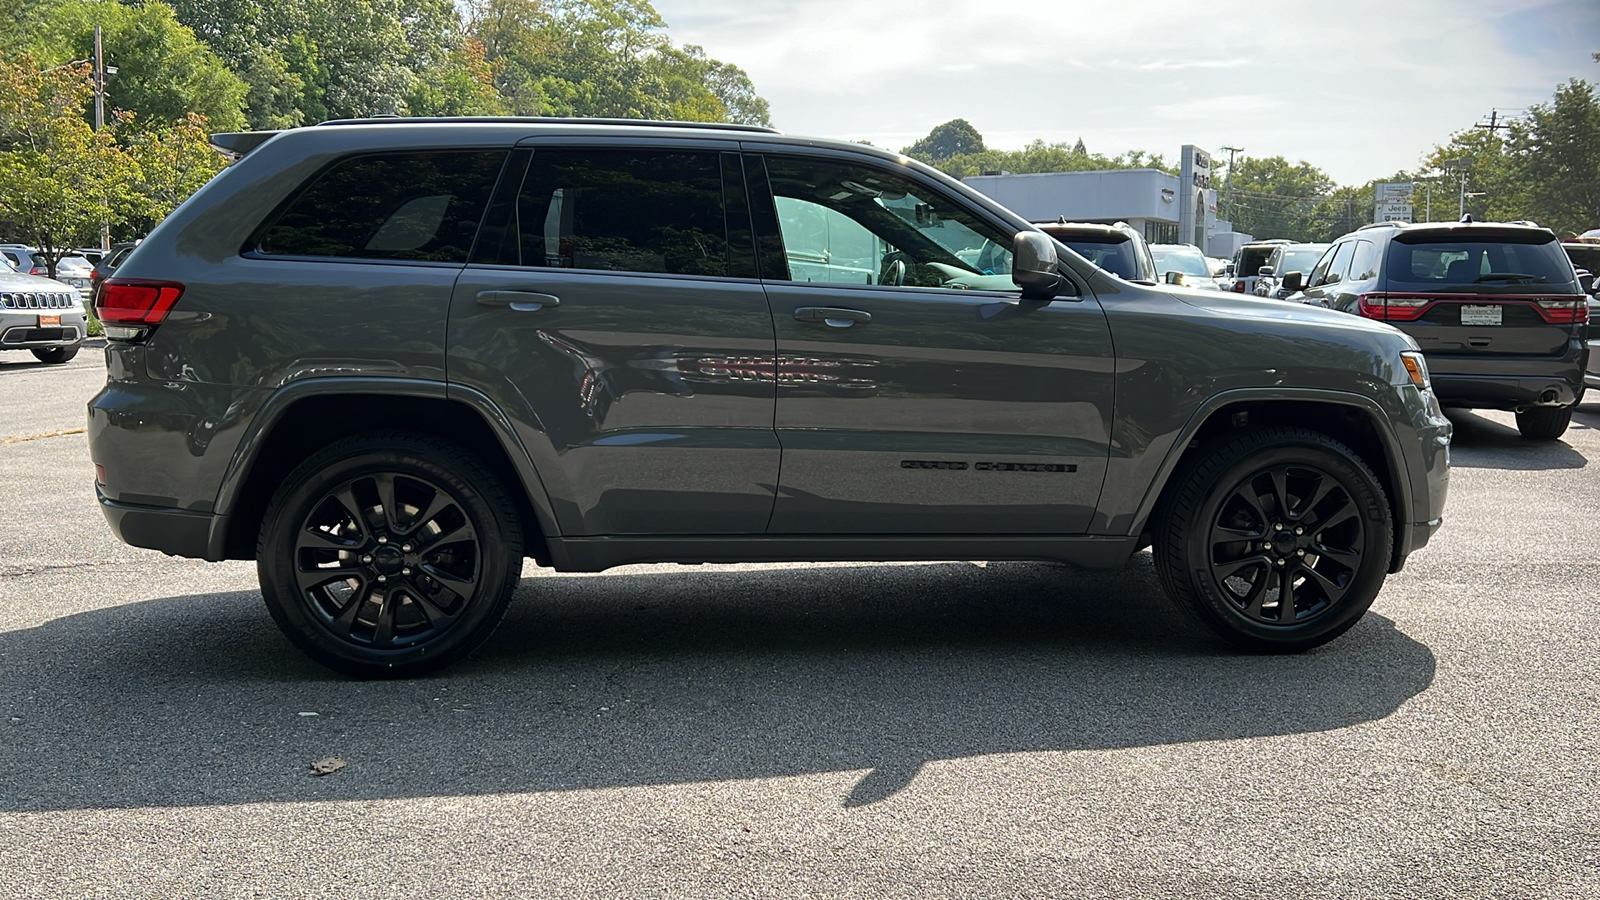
<box><xmin>1</xmin><ymin>264</ymin><xmax>88</xmax><ymax>363</ymax></box>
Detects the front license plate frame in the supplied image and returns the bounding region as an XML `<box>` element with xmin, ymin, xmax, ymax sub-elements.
<box><xmin>1461</xmin><ymin>304</ymin><xmax>1501</xmax><ymax>326</ymax></box>
<box><xmin>38</xmin><ymin>314</ymin><xmax>60</xmax><ymax>327</ymax></box>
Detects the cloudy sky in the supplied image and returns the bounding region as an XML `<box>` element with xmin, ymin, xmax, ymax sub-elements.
<box><xmin>652</xmin><ymin>0</ymin><xmax>1600</xmax><ymax>185</ymax></box>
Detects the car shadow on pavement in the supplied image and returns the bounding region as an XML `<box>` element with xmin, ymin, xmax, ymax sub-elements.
<box><xmin>1443</xmin><ymin>409</ymin><xmax>1588</xmax><ymax>470</ymax></box>
<box><xmin>0</xmin><ymin>559</ymin><xmax>1435</xmax><ymax>812</ymax></box>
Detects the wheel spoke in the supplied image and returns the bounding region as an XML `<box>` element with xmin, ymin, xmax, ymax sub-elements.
<box><xmin>1316</xmin><ymin>503</ymin><xmax>1359</xmax><ymax>532</ymax></box>
<box><xmin>1213</xmin><ymin>553</ymin><xmax>1271</xmax><ymax>582</ymax></box>
<box><xmin>374</xmin><ymin>473</ymin><xmax>399</xmax><ymax>534</ymax></box>
<box><xmin>1300</xmin><ymin>475</ymin><xmax>1336</xmax><ymax>520</ymax></box>
<box><xmin>296</xmin><ymin>565</ymin><xmax>364</xmax><ymax>592</ymax></box>
<box><xmin>1313</xmin><ymin>543</ymin><xmax>1360</xmax><ymax>565</ymax></box>
<box><xmin>405</xmin><ymin>490</ymin><xmax>454</xmax><ymax>537</ymax></box>
<box><xmin>422</xmin><ymin>520</ymin><xmax>475</xmax><ymax>550</ymax></box>
<box><xmin>406</xmin><ymin>590</ymin><xmax>460</xmax><ymax>631</ymax></box>
<box><xmin>1301</xmin><ymin>563</ymin><xmax>1351</xmax><ymax>603</ymax></box>
<box><xmin>1277</xmin><ymin>568</ymin><xmax>1297</xmax><ymax>623</ymax></box>
<box><xmin>1233</xmin><ymin>483</ymin><xmax>1270</xmax><ymax>526</ymax></box>
<box><xmin>297</xmin><ymin>527</ymin><xmax>358</xmax><ymax>552</ymax></box>
<box><xmin>330</xmin><ymin>486</ymin><xmax>368</xmax><ymax>538</ymax></box>
<box><xmin>371</xmin><ymin>591</ymin><xmax>396</xmax><ymax>647</ymax></box>
<box><xmin>1241</xmin><ymin>572</ymin><xmax>1272</xmax><ymax>619</ymax></box>
<box><xmin>1268</xmin><ymin>469</ymin><xmax>1291</xmax><ymax>522</ymax></box>
<box><xmin>422</xmin><ymin>563</ymin><xmax>475</xmax><ymax>592</ymax></box>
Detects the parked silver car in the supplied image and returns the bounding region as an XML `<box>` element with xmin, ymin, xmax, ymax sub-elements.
<box><xmin>1</xmin><ymin>265</ymin><xmax>88</xmax><ymax>363</ymax></box>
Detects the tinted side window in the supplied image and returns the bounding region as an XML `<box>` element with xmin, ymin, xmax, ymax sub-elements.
<box><xmin>1320</xmin><ymin>242</ymin><xmax>1355</xmax><ymax>286</ymax></box>
<box><xmin>1307</xmin><ymin>244</ymin><xmax>1341</xmax><ymax>287</ymax></box>
<box><xmin>756</xmin><ymin>154</ymin><xmax>1015</xmax><ymax>291</ymax></box>
<box><xmin>480</xmin><ymin>148</ymin><xmax>731</xmax><ymax>277</ymax></box>
<box><xmin>1348</xmin><ymin>240</ymin><xmax>1379</xmax><ymax>281</ymax></box>
<box><xmin>257</xmin><ymin>151</ymin><xmax>506</xmax><ymax>262</ymax></box>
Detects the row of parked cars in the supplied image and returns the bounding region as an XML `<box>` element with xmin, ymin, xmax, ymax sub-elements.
<box><xmin>0</xmin><ymin>242</ymin><xmax>137</xmax><ymax>364</ymax></box>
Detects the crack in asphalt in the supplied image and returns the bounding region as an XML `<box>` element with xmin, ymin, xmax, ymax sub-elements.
<box><xmin>0</xmin><ymin>561</ymin><xmax>114</xmax><ymax>579</ymax></box>
<box><xmin>0</xmin><ymin>428</ymin><xmax>86</xmax><ymax>445</ymax></box>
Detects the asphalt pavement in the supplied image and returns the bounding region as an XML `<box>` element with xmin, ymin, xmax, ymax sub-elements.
<box><xmin>1</xmin><ymin>346</ymin><xmax>1596</xmax><ymax>898</ymax></box>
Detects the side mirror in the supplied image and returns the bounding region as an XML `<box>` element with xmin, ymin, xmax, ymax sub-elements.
<box><xmin>1578</xmin><ymin>270</ymin><xmax>1595</xmax><ymax>294</ymax></box>
<box><xmin>1257</xmin><ymin>265</ymin><xmax>1275</xmax><ymax>277</ymax></box>
<box><xmin>1281</xmin><ymin>271</ymin><xmax>1304</xmax><ymax>293</ymax></box>
<box><xmin>1164</xmin><ymin>270</ymin><xmax>1184</xmax><ymax>285</ymax></box>
<box><xmin>1013</xmin><ymin>232</ymin><xmax>1063</xmax><ymax>300</ymax></box>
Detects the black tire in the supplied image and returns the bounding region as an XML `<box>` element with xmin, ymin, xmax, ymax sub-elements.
<box><xmin>1514</xmin><ymin>406</ymin><xmax>1572</xmax><ymax>441</ymax></box>
<box><xmin>1153</xmin><ymin>427</ymin><xmax>1393</xmax><ymax>653</ymax></box>
<box><xmin>257</xmin><ymin>432</ymin><xmax>524</xmax><ymax>678</ymax></box>
<box><xmin>31</xmin><ymin>346</ymin><xmax>78</xmax><ymax>364</ymax></box>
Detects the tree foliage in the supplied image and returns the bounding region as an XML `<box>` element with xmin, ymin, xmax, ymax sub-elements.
<box><xmin>904</xmin><ymin>119</ymin><xmax>985</xmax><ymax>162</ymax></box>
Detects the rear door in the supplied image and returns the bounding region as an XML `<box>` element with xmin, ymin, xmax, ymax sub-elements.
<box><xmin>448</xmin><ymin>141</ymin><xmax>779</xmax><ymax>536</ymax></box>
<box><xmin>746</xmin><ymin>149</ymin><xmax>1115</xmax><ymax>534</ymax></box>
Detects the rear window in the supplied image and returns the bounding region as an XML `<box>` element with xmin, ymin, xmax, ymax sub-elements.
<box><xmin>1237</xmin><ymin>246</ymin><xmax>1277</xmax><ymax>275</ymax></box>
<box><xmin>1152</xmin><ymin>247</ymin><xmax>1210</xmax><ymax>276</ymax></box>
<box><xmin>1563</xmin><ymin>244</ymin><xmax>1600</xmax><ymax>275</ymax></box>
<box><xmin>1059</xmin><ymin>238</ymin><xmax>1138</xmax><ymax>279</ymax></box>
<box><xmin>256</xmin><ymin>150</ymin><xmax>506</xmax><ymax>262</ymax></box>
<box><xmin>1383</xmin><ymin>235</ymin><xmax>1575</xmax><ymax>291</ymax></box>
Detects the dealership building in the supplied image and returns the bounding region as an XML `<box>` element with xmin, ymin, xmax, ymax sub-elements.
<box><xmin>963</xmin><ymin>145</ymin><xmax>1252</xmax><ymax>258</ymax></box>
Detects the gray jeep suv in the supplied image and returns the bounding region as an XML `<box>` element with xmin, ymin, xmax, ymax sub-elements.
<box><xmin>89</xmin><ymin>118</ymin><xmax>1451</xmax><ymax>677</ymax></box>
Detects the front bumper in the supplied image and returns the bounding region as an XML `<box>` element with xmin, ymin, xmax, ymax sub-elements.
<box><xmin>1</xmin><ymin>311</ymin><xmax>86</xmax><ymax>349</ymax></box>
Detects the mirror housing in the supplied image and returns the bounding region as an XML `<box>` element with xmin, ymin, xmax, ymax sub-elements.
<box><xmin>1257</xmin><ymin>265</ymin><xmax>1275</xmax><ymax>277</ymax></box>
<box><xmin>1013</xmin><ymin>232</ymin><xmax>1063</xmax><ymax>299</ymax></box>
<box><xmin>1164</xmin><ymin>270</ymin><xmax>1184</xmax><ymax>285</ymax></box>
<box><xmin>1280</xmin><ymin>270</ymin><xmax>1304</xmax><ymax>293</ymax></box>
<box><xmin>1577</xmin><ymin>269</ymin><xmax>1595</xmax><ymax>295</ymax></box>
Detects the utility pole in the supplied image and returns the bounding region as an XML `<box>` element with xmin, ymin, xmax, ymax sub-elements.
<box><xmin>93</xmin><ymin>25</ymin><xmax>110</xmax><ymax>251</ymax></box>
<box><xmin>1220</xmin><ymin>145</ymin><xmax>1243</xmax><ymax>222</ymax></box>
<box><xmin>1475</xmin><ymin>109</ymin><xmax>1511</xmax><ymax>135</ymax></box>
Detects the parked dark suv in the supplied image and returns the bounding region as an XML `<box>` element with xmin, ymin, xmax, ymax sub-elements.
<box><xmin>89</xmin><ymin>118</ymin><xmax>1450</xmax><ymax>676</ymax></box>
<box><xmin>1287</xmin><ymin>220</ymin><xmax>1590</xmax><ymax>440</ymax></box>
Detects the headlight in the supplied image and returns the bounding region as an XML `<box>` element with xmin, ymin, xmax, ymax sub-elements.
<box><xmin>1399</xmin><ymin>351</ymin><xmax>1430</xmax><ymax>389</ymax></box>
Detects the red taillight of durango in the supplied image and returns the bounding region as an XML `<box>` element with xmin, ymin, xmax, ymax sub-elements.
<box><xmin>95</xmin><ymin>278</ymin><xmax>185</xmax><ymax>325</ymax></box>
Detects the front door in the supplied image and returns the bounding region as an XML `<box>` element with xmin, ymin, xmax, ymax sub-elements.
<box><xmin>744</xmin><ymin>151</ymin><xmax>1116</xmax><ymax>534</ymax></box>
<box><xmin>448</xmin><ymin>144</ymin><xmax>778</xmax><ymax>535</ymax></box>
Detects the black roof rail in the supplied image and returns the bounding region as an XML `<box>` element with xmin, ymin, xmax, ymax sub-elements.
<box><xmin>1356</xmin><ymin>221</ymin><xmax>1400</xmax><ymax>231</ymax></box>
<box><xmin>313</xmin><ymin>116</ymin><xmax>782</xmax><ymax>134</ymax></box>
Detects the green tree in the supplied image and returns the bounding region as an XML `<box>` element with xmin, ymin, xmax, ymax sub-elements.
<box><xmin>904</xmin><ymin>119</ymin><xmax>985</xmax><ymax>162</ymax></box>
<box><xmin>1505</xmin><ymin>78</ymin><xmax>1600</xmax><ymax>236</ymax></box>
<box><xmin>407</xmin><ymin>37</ymin><xmax>507</xmax><ymax>116</ymax></box>
<box><xmin>120</xmin><ymin>112</ymin><xmax>231</xmax><ymax>236</ymax></box>
<box><xmin>6</xmin><ymin>0</ymin><xmax>247</xmax><ymax>133</ymax></box>
<box><xmin>0</xmin><ymin>54</ymin><xmax>141</xmax><ymax>276</ymax></box>
<box><xmin>1215</xmin><ymin>155</ymin><xmax>1336</xmax><ymax>241</ymax></box>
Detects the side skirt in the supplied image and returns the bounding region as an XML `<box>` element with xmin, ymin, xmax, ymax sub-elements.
<box><xmin>544</xmin><ymin>534</ymin><xmax>1141</xmax><ymax>573</ymax></box>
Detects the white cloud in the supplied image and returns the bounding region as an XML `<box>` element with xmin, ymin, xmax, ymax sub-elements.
<box><xmin>653</xmin><ymin>0</ymin><xmax>1600</xmax><ymax>184</ymax></box>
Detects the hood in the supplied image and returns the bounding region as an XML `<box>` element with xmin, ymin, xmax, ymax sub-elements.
<box><xmin>0</xmin><ymin>270</ymin><xmax>83</xmax><ymax>293</ymax></box>
<box><xmin>1164</xmin><ymin>283</ymin><xmax>1415</xmax><ymax>344</ymax></box>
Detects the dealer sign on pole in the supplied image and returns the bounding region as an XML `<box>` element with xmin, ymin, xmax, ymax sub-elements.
<box><xmin>1374</xmin><ymin>182</ymin><xmax>1415</xmax><ymax>223</ymax></box>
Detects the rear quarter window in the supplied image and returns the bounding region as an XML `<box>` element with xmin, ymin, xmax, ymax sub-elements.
<box><xmin>255</xmin><ymin>150</ymin><xmax>507</xmax><ymax>263</ymax></box>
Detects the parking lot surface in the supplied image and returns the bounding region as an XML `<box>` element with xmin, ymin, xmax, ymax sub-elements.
<box><xmin>1</xmin><ymin>348</ymin><xmax>1597</xmax><ymax>898</ymax></box>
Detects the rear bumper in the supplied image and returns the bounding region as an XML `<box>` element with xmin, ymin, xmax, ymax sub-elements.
<box><xmin>97</xmin><ymin>489</ymin><xmax>226</xmax><ymax>560</ymax></box>
<box><xmin>1427</xmin><ymin>344</ymin><xmax>1588</xmax><ymax>409</ymax></box>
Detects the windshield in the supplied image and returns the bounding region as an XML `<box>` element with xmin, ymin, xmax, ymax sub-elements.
<box><xmin>1151</xmin><ymin>247</ymin><xmax>1210</xmax><ymax>277</ymax></box>
<box><xmin>1276</xmin><ymin>248</ymin><xmax>1326</xmax><ymax>275</ymax></box>
<box><xmin>1061</xmin><ymin>238</ymin><xmax>1139</xmax><ymax>279</ymax></box>
<box><xmin>1384</xmin><ymin>236</ymin><xmax>1575</xmax><ymax>291</ymax></box>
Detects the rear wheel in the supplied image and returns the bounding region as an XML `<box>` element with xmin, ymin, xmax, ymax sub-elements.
<box><xmin>1154</xmin><ymin>427</ymin><xmax>1393</xmax><ymax>652</ymax></box>
<box><xmin>31</xmin><ymin>346</ymin><xmax>78</xmax><ymax>364</ymax></box>
<box><xmin>257</xmin><ymin>432</ymin><xmax>523</xmax><ymax>678</ymax></box>
<box><xmin>1514</xmin><ymin>406</ymin><xmax>1572</xmax><ymax>441</ymax></box>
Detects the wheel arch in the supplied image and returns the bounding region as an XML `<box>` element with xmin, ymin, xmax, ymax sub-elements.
<box><xmin>1133</xmin><ymin>390</ymin><xmax>1411</xmax><ymax>573</ymax></box>
<box><xmin>211</xmin><ymin>379</ymin><xmax>558</xmax><ymax>563</ymax></box>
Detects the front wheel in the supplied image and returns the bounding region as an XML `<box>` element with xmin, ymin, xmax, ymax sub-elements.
<box><xmin>31</xmin><ymin>346</ymin><xmax>78</xmax><ymax>364</ymax></box>
<box><xmin>1153</xmin><ymin>427</ymin><xmax>1393</xmax><ymax>652</ymax></box>
<box><xmin>1514</xmin><ymin>406</ymin><xmax>1572</xmax><ymax>441</ymax></box>
<box><xmin>257</xmin><ymin>432</ymin><xmax>524</xmax><ymax>678</ymax></box>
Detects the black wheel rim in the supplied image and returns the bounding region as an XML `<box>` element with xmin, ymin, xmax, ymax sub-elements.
<box><xmin>294</xmin><ymin>472</ymin><xmax>482</xmax><ymax>649</ymax></box>
<box><xmin>1206</xmin><ymin>463</ymin><xmax>1365</xmax><ymax>627</ymax></box>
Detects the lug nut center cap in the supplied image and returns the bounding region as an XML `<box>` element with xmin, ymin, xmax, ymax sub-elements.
<box><xmin>372</xmin><ymin>545</ymin><xmax>405</xmax><ymax>574</ymax></box>
<box><xmin>1271</xmin><ymin>532</ymin><xmax>1298</xmax><ymax>555</ymax></box>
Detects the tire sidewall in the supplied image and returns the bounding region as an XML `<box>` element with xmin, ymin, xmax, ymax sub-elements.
<box><xmin>258</xmin><ymin>439</ymin><xmax>520</xmax><ymax>676</ymax></box>
<box><xmin>1183</xmin><ymin>437</ymin><xmax>1392</xmax><ymax>650</ymax></box>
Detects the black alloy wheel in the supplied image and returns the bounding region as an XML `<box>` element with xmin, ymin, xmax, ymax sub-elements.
<box><xmin>258</xmin><ymin>433</ymin><xmax>523</xmax><ymax>677</ymax></box>
<box><xmin>1154</xmin><ymin>427</ymin><xmax>1393</xmax><ymax>652</ymax></box>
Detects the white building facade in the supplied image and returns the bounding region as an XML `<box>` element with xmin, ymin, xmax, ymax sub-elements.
<box><xmin>963</xmin><ymin>145</ymin><xmax>1250</xmax><ymax>257</ymax></box>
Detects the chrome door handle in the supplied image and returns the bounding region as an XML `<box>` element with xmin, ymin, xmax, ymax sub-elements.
<box><xmin>793</xmin><ymin>307</ymin><xmax>871</xmax><ymax>327</ymax></box>
<box><xmin>476</xmin><ymin>290</ymin><xmax>560</xmax><ymax>312</ymax></box>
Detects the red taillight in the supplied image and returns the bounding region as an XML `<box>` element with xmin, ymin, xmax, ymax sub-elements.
<box><xmin>95</xmin><ymin>278</ymin><xmax>185</xmax><ymax>325</ymax></box>
<box><xmin>89</xmin><ymin>269</ymin><xmax>103</xmax><ymax>284</ymax></box>
<box><xmin>1233</xmin><ymin>280</ymin><xmax>1245</xmax><ymax>292</ymax></box>
<box><xmin>30</xmin><ymin>266</ymin><xmax>46</xmax><ymax>276</ymax></box>
<box><xmin>1533</xmin><ymin>298</ymin><xmax>1588</xmax><ymax>324</ymax></box>
<box><xmin>1359</xmin><ymin>293</ymin><xmax>1430</xmax><ymax>321</ymax></box>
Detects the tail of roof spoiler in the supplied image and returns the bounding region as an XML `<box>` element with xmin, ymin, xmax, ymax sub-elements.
<box><xmin>208</xmin><ymin>131</ymin><xmax>279</xmax><ymax>160</ymax></box>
